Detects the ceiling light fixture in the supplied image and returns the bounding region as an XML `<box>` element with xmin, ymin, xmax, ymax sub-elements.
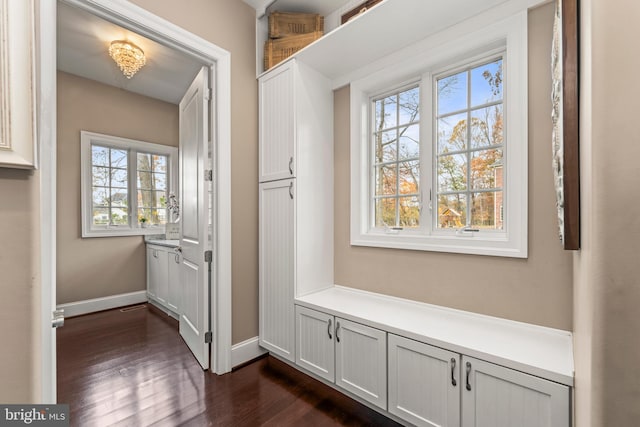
<box><xmin>108</xmin><ymin>40</ymin><xmax>146</xmax><ymax>79</ymax></box>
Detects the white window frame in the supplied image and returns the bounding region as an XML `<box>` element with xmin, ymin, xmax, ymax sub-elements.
<box><xmin>350</xmin><ymin>12</ymin><xmax>527</xmax><ymax>258</ymax></box>
<box><xmin>81</xmin><ymin>131</ymin><xmax>178</xmax><ymax>238</ymax></box>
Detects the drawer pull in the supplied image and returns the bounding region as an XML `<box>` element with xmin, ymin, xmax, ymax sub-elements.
<box><xmin>451</xmin><ymin>358</ymin><xmax>457</xmax><ymax>387</ymax></box>
<box><xmin>466</xmin><ymin>361</ymin><xmax>472</xmax><ymax>391</ymax></box>
<box><xmin>289</xmin><ymin>157</ymin><xmax>293</xmax><ymax>175</ymax></box>
<box><xmin>336</xmin><ymin>321</ymin><xmax>341</xmax><ymax>343</ymax></box>
<box><xmin>289</xmin><ymin>182</ymin><xmax>294</xmax><ymax>199</ymax></box>
<box><xmin>327</xmin><ymin>318</ymin><xmax>332</xmax><ymax>339</ymax></box>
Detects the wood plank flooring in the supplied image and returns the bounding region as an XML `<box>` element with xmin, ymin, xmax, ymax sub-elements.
<box><xmin>57</xmin><ymin>304</ymin><xmax>400</xmax><ymax>426</ymax></box>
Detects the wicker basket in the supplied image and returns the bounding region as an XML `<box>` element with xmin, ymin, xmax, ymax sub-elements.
<box><xmin>268</xmin><ymin>11</ymin><xmax>324</xmax><ymax>39</ymax></box>
<box><xmin>264</xmin><ymin>31</ymin><xmax>323</xmax><ymax>71</ymax></box>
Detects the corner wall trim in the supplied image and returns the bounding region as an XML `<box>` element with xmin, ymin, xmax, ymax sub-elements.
<box><xmin>57</xmin><ymin>290</ymin><xmax>148</xmax><ymax>318</ymax></box>
<box><xmin>231</xmin><ymin>337</ymin><xmax>268</xmax><ymax>368</ymax></box>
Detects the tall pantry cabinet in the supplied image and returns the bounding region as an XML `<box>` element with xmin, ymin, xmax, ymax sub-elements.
<box><xmin>258</xmin><ymin>59</ymin><xmax>334</xmax><ymax>362</ymax></box>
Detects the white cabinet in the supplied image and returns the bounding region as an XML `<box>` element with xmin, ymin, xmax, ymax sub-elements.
<box><xmin>296</xmin><ymin>305</ymin><xmax>334</xmax><ymax>382</ymax></box>
<box><xmin>259</xmin><ymin>179</ymin><xmax>296</xmax><ymax>362</ymax></box>
<box><xmin>388</xmin><ymin>334</ymin><xmax>570</xmax><ymax>427</ymax></box>
<box><xmin>258</xmin><ymin>59</ymin><xmax>333</xmax><ymax>362</ymax></box>
<box><xmin>295</xmin><ymin>306</ymin><xmax>387</xmax><ymax>410</ymax></box>
<box><xmin>462</xmin><ymin>356</ymin><xmax>570</xmax><ymax>427</ymax></box>
<box><xmin>146</xmin><ymin>243</ymin><xmax>181</xmax><ymax>317</ymax></box>
<box><xmin>335</xmin><ymin>317</ymin><xmax>387</xmax><ymax>410</ymax></box>
<box><xmin>259</xmin><ymin>61</ymin><xmax>295</xmax><ymax>182</ymax></box>
<box><xmin>388</xmin><ymin>334</ymin><xmax>460</xmax><ymax>427</ymax></box>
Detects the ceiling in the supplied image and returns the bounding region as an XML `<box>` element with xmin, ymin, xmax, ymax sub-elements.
<box><xmin>57</xmin><ymin>2</ymin><xmax>203</xmax><ymax>105</ymax></box>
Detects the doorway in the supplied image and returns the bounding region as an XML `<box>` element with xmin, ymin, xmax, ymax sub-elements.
<box><xmin>38</xmin><ymin>0</ymin><xmax>232</xmax><ymax>402</ymax></box>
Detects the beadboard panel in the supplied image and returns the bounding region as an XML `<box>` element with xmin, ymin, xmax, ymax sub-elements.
<box><xmin>295</xmin><ymin>305</ymin><xmax>335</xmax><ymax>382</ymax></box>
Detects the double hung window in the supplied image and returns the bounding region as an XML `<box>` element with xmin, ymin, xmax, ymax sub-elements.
<box><xmin>351</xmin><ymin>13</ymin><xmax>527</xmax><ymax>257</ymax></box>
<box><xmin>81</xmin><ymin>131</ymin><xmax>178</xmax><ymax>237</ymax></box>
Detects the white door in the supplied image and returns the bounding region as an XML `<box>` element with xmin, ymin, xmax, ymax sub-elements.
<box><xmin>461</xmin><ymin>356</ymin><xmax>570</xmax><ymax>427</ymax></box>
<box><xmin>258</xmin><ymin>179</ymin><xmax>296</xmax><ymax>362</ymax></box>
<box><xmin>335</xmin><ymin>317</ymin><xmax>387</xmax><ymax>410</ymax></box>
<box><xmin>295</xmin><ymin>306</ymin><xmax>335</xmax><ymax>382</ymax></box>
<box><xmin>179</xmin><ymin>66</ymin><xmax>210</xmax><ymax>370</ymax></box>
<box><xmin>388</xmin><ymin>334</ymin><xmax>461</xmax><ymax>427</ymax></box>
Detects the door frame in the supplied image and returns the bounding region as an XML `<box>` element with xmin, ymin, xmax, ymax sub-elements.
<box><xmin>37</xmin><ymin>0</ymin><xmax>233</xmax><ymax>402</ymax></box>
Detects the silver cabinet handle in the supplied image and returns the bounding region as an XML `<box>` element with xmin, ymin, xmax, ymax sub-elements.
<box><xmin>327</xmin><ymin>318</ymin><xmax>332</xmax><ymax>339</ymax></box>
<box><xmin>336</xmin><ymin>321</ymin><xmax>341</xmax><ymax>343</ymax></box>
<box><xmin>288</xmin><ymin>157</ymin><xmax>293</xmax><ymax>175</ymax></box>
<box><xmin>451</xmin><ymin>358</ymin><xmax>457</xmax><ymax>387</ymax></box>
<box><xmin>289</xmin><ymin>181</ymin><xmax>293</xmax><ymax>199</ymax></box>
<box><xmin>466</xmin><ymin>361</ymin><xmax>472</xmax><ymax>391</ymax></box>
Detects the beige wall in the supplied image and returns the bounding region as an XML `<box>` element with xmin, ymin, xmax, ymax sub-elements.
<box><xmin>334</xmin><ymin>3</ymin><xmax>573</xmax><ymax>330</ymax></box>
<box><xmin>573</xmin><ymin>0</ymin><xmax>640</xmax><ymax>425</ymax></box>
<box><xmin>0</xmin><ymin>169</ymin><xmax>40</xmax><ymax>402</ymax></box>
<box><xmin>129</xmin><ymin>0</ymin><xmax>258</xmax><ymax>344</ymax></box>
<box><xmin>57</xmin><ymin>71</ymin><xmax>179</xmax><ymax>304</ymax></box>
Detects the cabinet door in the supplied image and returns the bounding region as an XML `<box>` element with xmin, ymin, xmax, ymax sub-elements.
<box><xmin>388</xmin><ymin>334</ymin><xmax>461</xmax><ymax>427</ymax></box>
<box><xmin>295</xmin><ymin>306</ymin><xmax>335</xmax><ymax>382</ymax></box>
<box><xmin>259</xmin><ymin>179</ymin><xmax>296</xmax><ymax>362</ymax></box>
<box><xmin>167</xmin><ymin>248</ymin><xmax>181</xmax><ymax>314</ymax></box>
<box><xmin>146</xmin><ymin>248</ymin><xmax>158</xmax><ymax>299</ymax></box>
<box><xmin>462</xmin><ymin>356</ymin><xmax>570</xmax><ymax>427</ymax></box>
<box><xmin>259</xmin><ymin>61</ymin><xmax>295</xmax><ymax>182</ymax></box>
<box><xmin>335</xmin><ymin>317</ymin><xmax>387</xmax><ymax>409</ymax></box>
<box><xmin>155</xmin><ymin>248</ymin><xmax>169</xmax><ymax>305</ymax></box>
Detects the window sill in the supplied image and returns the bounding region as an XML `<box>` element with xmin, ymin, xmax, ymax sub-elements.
<box><xmin>82</xmin><ymin>226</ymin><xmax>166</xmax><ymax>238</ymax></box>
<box><xmin>351</xmin><ymin>231</ymin><xmax>527</xmax><ymax>258</ymax></box>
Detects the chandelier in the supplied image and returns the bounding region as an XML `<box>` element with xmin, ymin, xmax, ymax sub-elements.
<box><xmin>108</xmin><ymin>40</ymin><xmax>146</xmax><ymax>79</ymax></box>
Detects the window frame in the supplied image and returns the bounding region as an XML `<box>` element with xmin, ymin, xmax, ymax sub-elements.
<box><xmin>80</xmin><ymin>131</ymin><xmax>178</xmax><ymax>238</ymax></box>
<box><xmin>350</xmin><ymin>12</ymin><xmax>527</xmax><ymax>258</ymax></box>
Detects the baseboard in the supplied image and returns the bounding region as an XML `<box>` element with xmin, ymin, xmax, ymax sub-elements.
<box><xmin>231</xmin><ymin>336</ymin><xmax>268</xmax><ymax>368</ymax></box>
<box><xmin>57</xmin><ymin>290</ymin><xmax>148</xmax><ymax>318</ymax></box>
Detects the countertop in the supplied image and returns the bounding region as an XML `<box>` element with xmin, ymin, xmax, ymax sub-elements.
<box><xmin>146</xmin><ymin>239</ymin><xmax>180</xmax><ymax>248</ymax></box>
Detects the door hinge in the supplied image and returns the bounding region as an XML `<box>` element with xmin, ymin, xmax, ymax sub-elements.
<box><xmin>205</xmin><ymin>87</ymin><xmax>212</xmax><ymax>101</ymax></box>
<box><xmin>205</xmin><ymin>331</ymin><xmax>213</xmax><ymax>343</ymax></box>
<box><xmin>204</xmin><ymin>250</ymin><xmax>212</xmax><ymax>263</ymax></box>
<box><xmin>204</xmin><ymin>169</ymin><xmax>213</xmax><ymax>181</ymax></box>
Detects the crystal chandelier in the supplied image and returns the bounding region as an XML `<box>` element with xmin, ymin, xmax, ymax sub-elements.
<box><xmin>108</xmin><ymin>40</ymin><xmax>146</xmax><ymax>79</ymax></box>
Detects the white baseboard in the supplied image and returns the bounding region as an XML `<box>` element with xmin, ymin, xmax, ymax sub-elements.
<box><xmin>231</xmin><ymin>336</ymin><xmax>267</xmax><ymax>368</ymax></box>
<box><xmin>57</xmin><ymin>290</ymin><xmax>148</xmax><ymax>318</ymax></box>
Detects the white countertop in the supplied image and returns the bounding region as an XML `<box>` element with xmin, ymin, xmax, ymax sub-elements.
<box><xmin>146</xmin><ymin>239</ymin><xmax>180</xmax><ymax>248</ymax></box>
<box><xmin>296</xmin><ymin>286</ymin><xmax>574</xmax><ymax>386</ymax></box>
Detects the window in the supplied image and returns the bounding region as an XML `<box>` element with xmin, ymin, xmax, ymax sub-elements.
<box><xmin>351</xmin><ymin>12</ymin><xmax>527</xmax><ymax>257</ymax></box>
<box><xmin>81</xmin><ymin>131</ymin><xmax>178</xmax><ymax>237</ymax></box>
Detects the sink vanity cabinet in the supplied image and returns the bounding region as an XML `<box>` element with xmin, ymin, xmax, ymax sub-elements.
<box><xmin>146</xmin><ymin>241</ymin><xmax>181</xmax><ymax>318</ymax></box>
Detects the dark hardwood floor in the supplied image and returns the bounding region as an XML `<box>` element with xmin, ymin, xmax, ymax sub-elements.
<box><xmin>57</xmin><ymin>304</ymin><xmax>400</xmax><ymax>426</ymax></box>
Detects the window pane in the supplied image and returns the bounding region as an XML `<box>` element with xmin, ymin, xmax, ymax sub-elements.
<box><xmin>399</xmin><ymin>87</ymin><xmax>420</xmax><ymax>125</ymax></box>
<box><xmin>111</xmin><ymin>149</ymin><xmax>127</xmax><ymax>168</ymax></box>
<box><xmin>137</xmin><ymin>153</ymin><xmax>152</xmax><ymax>172</ymax></box>
<box><xmin>470</xmin><ymin>105</ymin><xmax>503</xmax><ymax>148</ymax></box>
<box><xmin>137</xmin><ymin>171</ymin><xmax>152</xmax><ymax>190</ymax></box>
<box><xmin>153</xmin><ymin>172</ymin><xmax>167</xmax><ymax>190</ymax></box>
<box><xmin>92</xmin><ymin>166</ymin><xmax>109</xmax><ymax>187</ymax></box>
<box><xmin>471</xmin><ymin>191</ymin><xmax>503</xmax><ymax>229</ymax></box>
<box><xmin>438</xmin><ymin>71</ymin><xmax>467</xmax><ymax>115</ymax></box>
<box><xmin>373</xmin><ymin>130</ymin><xmax>397</xmax><ymax>163</ymax></box>
<box><xmin>138</xmin><ymin>208</ymin><xmax>151</xmax><ymax>223</ymax></box>
<box><xmin>437</xmin><ymin>113</ymin><xmax>467</xmax><ymax>153</ymax></box>
<box><xmin>153</xmin><ymin>191</ymin><xmax>166</xmax><ymax>208</ymax></box>
<box><xmin>91</xmin><ymin>145</ymin><xmax>109</xmax><ymax>166</ymax></box>
<box><xmin>375</xmin><ymin>165</ymin><xmax>397</xmax><ymax>196</ymax></box>
<box><xmin>399</xmin><ymin>196</ymin><xmax>420</xmax><ymax>227</ymax></box>
<box><xmin>111</xmin><ymin>207</ymin><xmax>129</xmax><ymax>225</ymax></box>
<box><xmin>437</xmin><ymin>194</ymin><xmax>466</xmax><ymax>228</ymax></box>
<box><xmin>470</xmin><ymin>59</ymin><xmax>502</xmax><ymax>107</ymax></box>
<box><xmin>437</xmin><ymin>154</ymin><xmax>467</xmax><ymax>192</ymax></box>
<box><xmin>92</xmin><ymin>188</ymin><xmax>109</xmax><ymax>207</ymax></box>
<box><xmin>152</xmin><ymin>155</ymin><xmax>167</xmax><ymax>173</ymax></box>
<box><xmin>375</xmin><ymin>95</ymin><xmax>397</xmax><ymax>130</ymax></box>
<box><xmin>399</xmin><ymin>160</ymin><xmax>419</xmax><ymax>195</ymax></box>
<box><xmin>398</xmin><ymin>125</ymin><xmax>419</xmax><ymax>160</ymax></box>
<box><xmin>471</xmin><ymin>149</ymin><xmax>503</xmax><ymax>190</ymax></box>
<box><xmin>92</xmin><ymin>208</ymin><xmax>109</xmax><ymax>225</ymax></box>
<box><xmin>110</xmin><ymin>168</ymin><xmax>128</xmax><ymax>188</ymax></box>
<box><xmin>110</xmin><ymin>188</ymin><xmax>128</xmax><ymax>207</ymax></box>
<box><xmin>375</xmin><ymin>197</ymin><xmax>396</xmax><ymax>227</ymax></box>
